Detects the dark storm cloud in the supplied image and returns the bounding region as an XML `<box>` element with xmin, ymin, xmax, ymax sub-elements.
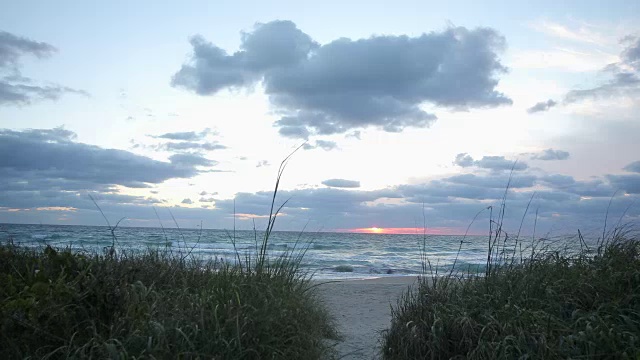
<box><xmin>531</xmin><ymin>148</ymin><xmax>570</xmax><ymax>161</ymax></box>
<box><xmin>322</xmin><ymin>179</ymin><xmax>361</xmax><ymax>188</ymax></box>
<box><xmin>0</xmin><ymin>30</ymin><xmax>88</xmax><ymax>106</ymax></box>
<box><xmin>173</xmin><ymin>21</ymin><xmax>512</xmax><ymax>138</ymax></box>
<box><xmin>624</xmin><ymin>161</ymin><xmax>640</xmax><ymax>173</ymax></box>
<box><xmin>527</xmin><ymin>99</ymin><xmax>557</xmax><ymax>113</ymax></box>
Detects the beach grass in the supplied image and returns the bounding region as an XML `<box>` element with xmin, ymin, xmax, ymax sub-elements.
<box><xmin>0</xmin><ymin>243</ymin><xmax>338</xmax><ymax>359</ymax></box>
<box><xmin>382</xmin><ymin>228</ymin><xmax>640</xmax><ymax>359</ymax></box>
<box><xmin>0</xmin><ymin>152</ymin><xmax>339</xmax><ymax>359</ymax></box>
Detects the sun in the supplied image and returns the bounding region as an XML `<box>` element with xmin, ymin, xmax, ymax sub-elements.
<box><xmin>370</xmin><ymin>227</ymin><xmax>383</xmax><ymax>234</ymax></box>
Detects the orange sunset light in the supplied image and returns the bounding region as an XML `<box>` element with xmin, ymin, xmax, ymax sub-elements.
<box><xmin>342</xmin><ymin>227</ymin><xmax>460</xmax><ymax>235</ymax></box>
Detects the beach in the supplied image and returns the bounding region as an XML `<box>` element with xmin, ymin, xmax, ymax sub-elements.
<box><xmin>316</xmin><ymin>276</ymin><xmax>419</xmax><ymax>360</ymax></box>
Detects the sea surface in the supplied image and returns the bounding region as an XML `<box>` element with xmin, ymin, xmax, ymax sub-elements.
<box><xmin>0</xmin><ymin>223</ymin><xmax>568</xmax><ymax>280</ymax></box>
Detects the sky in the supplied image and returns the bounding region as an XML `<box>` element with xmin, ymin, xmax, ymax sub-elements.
<box><xmin>1</xmin><ymin>0</ymin><xmax>639</xmax><ymax>235</ymax></box>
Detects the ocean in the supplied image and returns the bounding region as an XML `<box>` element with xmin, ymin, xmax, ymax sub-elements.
<box><xmin>1</xmin><ymin>223</ymin><xmax>534</xmax><ymax>280</ymax></box>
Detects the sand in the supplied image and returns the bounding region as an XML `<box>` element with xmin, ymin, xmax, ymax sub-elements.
<box><xmin>316</xmin><ymin>276</ymin><xmax>420</xmax><ymax>360</ymax></box>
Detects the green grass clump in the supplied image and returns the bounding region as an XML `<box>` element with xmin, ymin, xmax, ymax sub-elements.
<box><xmin>382</xmin><ymin>235</ymin><xmax>640</xmax><ymax>359</ymax></box>
<box><xmin>0</xmin><ymin>243</ymin><xmax>338</xmax><ymax>359</ymax></box>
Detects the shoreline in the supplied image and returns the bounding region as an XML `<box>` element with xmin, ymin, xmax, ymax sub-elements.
<box><xmin>312</xmin><ymin>274</ymin><xmax>421</xmax><ymax>285</ymax></box>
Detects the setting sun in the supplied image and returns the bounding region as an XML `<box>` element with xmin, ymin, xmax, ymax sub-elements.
<box><xmin>370</xmin><ymin>227</ymin><xmax>383</xmax><ymax>234</ymax></box>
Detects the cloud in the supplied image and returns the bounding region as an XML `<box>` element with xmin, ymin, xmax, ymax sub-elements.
<box><xmin>0</xmin><ymin>128</ymin><xmax>203</xmax><ymax>186</ymax></box>
<box><xmin>156</xmin><ymin>141</ymin><xmax>227</xmax><ymax>152</ymax></box>
<box><xmin>564</xmin><ymin>71</ymin><xmax>640</xmax><ymax>103</ymax></box>
<box><xmin>607</xmin><ymin>174</ymin><xmax>640</xmax><ymax>194</ymax></box>
<box><xmin>0</xmin><ymin>83</ymin><xmax>89</xmax><ymax>106</ymax></box>
<box><xmin>476</xmin><ymin>156</ymin><xmax>528</xmax><ymax>171</ymax></box>
<box><xmin>0</xmin><ymin>30</ymin><xmax>56</xmax><ymax>67</ymax></box>
<box><xmin>141</xmin><ymin>129</ymin><xmax>227</xmax><ymax>153</ymax></box>
<box><xmin>322</xmin><ymin>179</ymin><xmax>361</xmax><ymax>188</ymax></box>
<box><xmin>539</xmin><ymin>174</ymin><xmax>575</xmax><ymax>187</ymax></box>
<box><xmin>315</xmin><ymin>140</ymin><xmax>338</xmax><ymax>151</ymax></box>
<box><xmin>0</xmin><ymin>30</ymin><xmax>88</xmax><ymax>106</ymax></box>
<box><xmin>277</xmin><ymin>123</ymin><xmax>311</xmax><ymax>140</ymax></box>
<box><xmin>531</xmin><ymin>20</ymin><xmax>610</xmax><ymax>46</ymax></box>
<box><xmin>302</xmin><ymin>140</ymin><xmax>338</xmax><ymax>151</ymax></box>
<box><xmin>510</xmin><ymin>48</ymin><xmax>617</xmax><ymax>72</ymax></box>
<box><xmin>453</xmin><ymin>153</ymin><xmax>474</xmax><ymax>167</ymax></box>
<box><xmin>624</xmin><ymin>160</ymin><xmax>640</xmax><ymax>173</ymax></box>
<box><xmin>453</xmin><ymin>153</ymin><xmax>527</xmax><ymax>171</ymax></box>
<box><xmin>527</xmin><ymin>99</ymin><xmax>557</xmax><ymax>113</ymax></box>
<box><xmin>151</xmin><ymin>128</ymin><xmax>215</xmax><ymax>141</ymax></box>
<box><xmin>541</xmin><ymin>176</ymin><xmax>615</xmax><ymax>197</ymax></box>
<box><xmin>346</xmin><ymin>131</ymin><xmax>361</xmax><ymax>140</ymax></box>
<box><xmin>181</xmin><ymin>198</ymin><xmax>193</xmax><ymax>204</ymax></box>
<box><xmin>168</xmin><ymin>153</ymin><xmax>218</xmax><ymax>167</ymax></box>
<box><xmin>2</xmin><ymin>147</ymin><xmax>638</xmax><ymax>233</ymax></box>
<box><xmin>531</xmin><ymin>148</ymin><xmax>570</xmax><ymax>161</ymax></box>
<box><xmin>396</xmin><ymin>181</ymin><xmax>506</xmax><ymax>202</ymax></box>
<box><xmin>256</xmin><ymin>160</ymin><xmax>270</xmax><ymax>168</ymax></box>
<box><xmin>0</xmin><ymin>128</ymin><xmax>217</xmax><ymax>223</ymax></box>
<box><xmin>562</xmin><ymin>36</ymin><xmax>640</xmax><ymax>104</ymax></box>
<box><xmin>443</xmin><ymin>173</ymin><xmax>536</xmax><ymax>189</ymax></box>
<box><xmin>173</xmin><ymin>21</ymin><xmax>512</xmax><ymax>138</ymax></box>
<box><xmin>621</xmin><ymin>35</ymin><xmax>640</xmax><ymax>71</ymax></box>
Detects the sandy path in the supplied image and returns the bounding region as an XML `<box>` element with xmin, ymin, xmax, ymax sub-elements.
<box><xmin>316</xmin><ymin>277</ymin><xmax>418</xmax><ymax>360</ymax></box>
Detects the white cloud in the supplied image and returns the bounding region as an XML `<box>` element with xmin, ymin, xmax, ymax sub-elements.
<box><xmin>531</xmin><ymin>20</ymin><xmax>612</xmax><ymax>46</ymax></box>
<box><xmin>509</xmin><ymin>48</ymin><xmax>617</xmax><ymax>72</ymax></box>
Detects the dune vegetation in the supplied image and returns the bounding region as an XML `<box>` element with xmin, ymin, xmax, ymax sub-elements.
<box><xmin>382</xmin><ymin>209</ymin><xmax>640</xmax><ymax>359</ymax></box>
<box><xmin>0</xmin><ymin>242</ymin><xmax>340</xmax><ymax>359</ymax></box>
